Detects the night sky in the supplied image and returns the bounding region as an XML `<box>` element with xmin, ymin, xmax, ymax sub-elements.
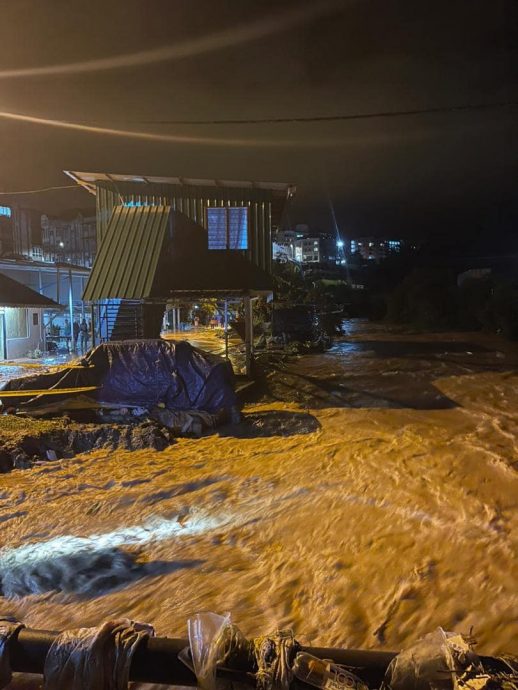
<box><xmin>0</xmin><ymin>0</ymin><xmax>516</xmax><ymax>242</ymax></box>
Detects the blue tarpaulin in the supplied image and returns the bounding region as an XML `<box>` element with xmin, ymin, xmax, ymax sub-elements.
<box><xmin>0</xmin><ymin>340</ymin><xmax>237</xmax><ymax>413</ymax></box>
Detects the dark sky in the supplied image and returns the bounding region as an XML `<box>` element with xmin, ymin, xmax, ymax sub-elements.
<box><xmin>0</xmin><ymin>0</ymin><xmax>516</xmax><ymax>240</ymax></box>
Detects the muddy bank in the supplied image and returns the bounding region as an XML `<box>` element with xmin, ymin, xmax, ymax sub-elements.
<box><xmin>0</xmin><ymin>417</ymin><xmax>173</xmax><ymax>472</ymax></box>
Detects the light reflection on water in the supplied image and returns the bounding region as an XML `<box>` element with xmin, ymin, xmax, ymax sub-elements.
<box><xmin>0</xmin><ymin>510</ymin><xmax>233</xmax><ymax>570</ymax></box>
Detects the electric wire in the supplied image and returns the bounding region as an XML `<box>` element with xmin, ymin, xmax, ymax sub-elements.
<box><xmin>0</xmin><ymin>185</ymin><xmax>79</xmax><ymax>196</ymax></box>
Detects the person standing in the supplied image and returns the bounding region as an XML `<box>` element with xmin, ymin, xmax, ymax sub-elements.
<box><xmin>73</xmin><ymin>320</ymin><xmax>80</xmax><ymax>350</ymax></box>
<box><xmin>79</xmin><ymin>318</ymin><xmax>89</xmax><ymax>352</ymax></box>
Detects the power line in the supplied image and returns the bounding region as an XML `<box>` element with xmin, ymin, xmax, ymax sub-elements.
<box><xmin>0</xmin><ymin>185</ymin><xmax>80</xmax><ymax>196</ymax></box>
<box><xmin>135</xmin><ymin>99</ymin><xmax>518</xmax><ymax>125</ymax></box>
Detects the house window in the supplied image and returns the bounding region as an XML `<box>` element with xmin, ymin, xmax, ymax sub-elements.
<box><xmin>5</xmin><ymin>308</ymin><xmax>28</xmax><ymax>339</ymax></box>
<box><xmin>207</xmin><ymin>207</ymin><xmax>248</xmax><ymax>250</ymax></box>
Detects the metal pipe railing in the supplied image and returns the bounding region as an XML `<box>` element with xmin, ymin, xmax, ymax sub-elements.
<box><xmin>10</xmin><ymin>628</ymin><xmax>397</xmax><ymax>686</ymax></box>
<box><xmin>9</xmin><ymin>628</ymin><xmax>513</xmax><ymax>688</ymax></box>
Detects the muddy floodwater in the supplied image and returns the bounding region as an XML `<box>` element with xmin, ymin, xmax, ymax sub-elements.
<box><xmin>1</xmin><ymin>321</ymin><xmax>517</xmax><ymax>684</ymax></box>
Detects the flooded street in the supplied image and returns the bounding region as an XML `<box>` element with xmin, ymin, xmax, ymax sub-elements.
<box><xmin>1</xmin><ymin>321</ymin><xmax>517</xmax><ymax>672</ymax></box>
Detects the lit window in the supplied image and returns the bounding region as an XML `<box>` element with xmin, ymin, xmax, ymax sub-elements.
<box><xmin>0</xmin><ymin>205</ymin><xmax>12</xmax><ymax>218</ymax></box>
<box><xmin>124</xmin><ymin>200</ymin><xmax>151</xmax><ymax>207</ymax></box>
<box><xmin>207</xmin><ymin>207</ymin><xmax>248</xmax><ymax>250</ymax></box>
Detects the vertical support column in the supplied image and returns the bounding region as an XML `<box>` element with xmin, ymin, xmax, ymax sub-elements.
<box><xmin>244</xmin><ymin>295</ymin><xmax>253</xmax><ymax>377</ymax></box>
<box><xmin>224</xmin><ymin>299</ymin><xmax>229</xmax><ymax>361</ymax></box>
<box><xmin>56</xmin><ymin>265</ymin><xmax>60</xmax><ymax>304</ymax></box>
<box><xmin>81</xmin><ymin>277</ymin><xmax>85</xmax><ymax>319</ymax></box>
<box><xmin>0</xmin><ymin>312</ymin><xmax>7</xmax><ymax>360</ymax></box>
<box><xmin>68</xmin><ymin>269</ymin><xmax>74</xmax><ymax>352</ymax></box>
<box><xmin>177</xmin><ymin>307</ymin><xmax>181</xmax><ymax>332</ymax></box>
<box><xmin>38</xmin><ymin>269</ymin><xmax>46</xmax><ymax>353</ymax></box>
<box><xmin>90</xmin><ymin>304</ymin><xmax>96</xmax><ymax>348</ymax></box>
<box><xmin>171</xmin><ymin>307</ymin><xmax>176</xmax><ymax>333</ymax></box>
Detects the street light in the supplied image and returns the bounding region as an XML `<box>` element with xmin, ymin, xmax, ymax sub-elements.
<box><xmin>336</xmin><ymin>240</ymin><xmax>344</xmax><ymax>249</ymax></box>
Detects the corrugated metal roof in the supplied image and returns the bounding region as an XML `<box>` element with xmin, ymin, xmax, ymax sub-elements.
<box><xmin>83</xmin><ymin>205</ymin><xmax>171</xmax><ymax>301</ymax></box>
<box><xmin>65</xmin><ymin>170</ymin><xmax>295</xmax><ymax>196</ymax></box>
<box><xmin>83</xmin><ymin>205</ymin><xmax>273</xmax><ymax>301</ymax></box>
<box><xmin>0</xmin><ymin>273</ymin><xmax>61</xmax><ymax>308</ymax></box>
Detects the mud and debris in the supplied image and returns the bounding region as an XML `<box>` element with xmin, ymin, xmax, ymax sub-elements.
<box><xmin>0</xmin><ymin>321</ymin><xmax>517</xmax><ymax>666</ymax></box>
<box><xmin>0</xmin><ymin>416</ymin><xmax>174</xmax><ymax>472</ymax></box>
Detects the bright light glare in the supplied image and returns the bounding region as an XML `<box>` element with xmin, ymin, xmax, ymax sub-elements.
<box><xmin>0</xmin><ymin>109</ymin><xmax>368</xmax><ymax>149</ymax></box>
<box><xmin>336</xmin><ymin>240</ymin><xmax>344</xmax><ymax>248</ymax></box>
<box><xmin>0</xmin><ymin>1</ymin><xmax>345</xmax><ymax>80</ymax></box>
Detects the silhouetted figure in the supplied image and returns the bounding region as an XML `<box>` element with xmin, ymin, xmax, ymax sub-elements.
<box><xmin>79</xmin><ymin>319</ymin><xmax>89</xmax><ymax>352</ymax></box>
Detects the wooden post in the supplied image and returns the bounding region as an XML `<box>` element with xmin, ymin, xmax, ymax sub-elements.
<box><xmin>244</xmin><ymin>295</ymin><xmax>253</xmax><ymax>377</ymax></box>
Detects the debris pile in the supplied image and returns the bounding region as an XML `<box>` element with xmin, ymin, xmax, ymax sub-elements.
<box><xmin>0</xmin><ymin>340</ymin><xmax>239</xmax><ymax>470</ymax></box>
<box><xmin>0</xmin><ymin>613</ymin><xmax>516</xmax><ymax>690</ymax></box>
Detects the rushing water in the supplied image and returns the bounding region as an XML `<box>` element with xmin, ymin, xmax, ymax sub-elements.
<box><xmin>1</xmin><ymin>321</ymin><xmax>517</xmax><ymax>688</ymax></box>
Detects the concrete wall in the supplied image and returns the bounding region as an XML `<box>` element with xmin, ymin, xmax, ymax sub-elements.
<box><xmin>1</xmin><ymin>308</ymin><xmax>44</xmax><ymax>360</ymax></box>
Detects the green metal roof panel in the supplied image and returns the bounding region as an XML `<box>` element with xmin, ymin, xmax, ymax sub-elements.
<box><xmin>83</xmin><ymin>205</ymin><xmax>171</xmax><ymax>301</ymax></box>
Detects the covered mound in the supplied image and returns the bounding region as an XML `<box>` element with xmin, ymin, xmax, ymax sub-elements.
<box><xmin>0</xmin><ymin>340</ymin><xmax>237</xmax><ymax>414</ymax></box>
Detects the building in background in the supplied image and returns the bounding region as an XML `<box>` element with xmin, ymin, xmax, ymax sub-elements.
<box><xmin>0</xmin><ymin>203</ymin><xmax>96</xmax><ymax>267</ymax></box>
<box><xmin>350</xmin><ymin>237</ymin><xmax>403</xmax><ymax>261</ymax></box>
<box><xmin>0</xmin><ymin>203</ymin><xmax>94</xmax><ymax>354</ymax></box>
<box><xmin>0</xmin><ymin>204</ymin><xmax>42</xmax><ymax>259</ymax></box>
<box><xmin>273</xmin><ymin>227</ymin><xmax>339</xmax><ymax>264</ymax></box>
<box><xmin>41</xmin><ymin>209</ymin><xmax>97</xmax><ymax>267</ymax></box>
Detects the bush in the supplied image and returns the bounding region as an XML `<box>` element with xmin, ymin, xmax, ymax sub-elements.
<box><xmin>386</xmin><ymin>268</ymin><xmax>458</xmax><ymax>330</ymax></box>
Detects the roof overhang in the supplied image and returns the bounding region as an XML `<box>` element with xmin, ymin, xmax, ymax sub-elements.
<box><xmin>64</xmin><ymin>170</ymin><xmax>295</xmax><ymax>198</ymax></box>
<box><xmin>0</xmin><ymin>273</ymin><xmax>63</xmax><ymax>309</ymax></box>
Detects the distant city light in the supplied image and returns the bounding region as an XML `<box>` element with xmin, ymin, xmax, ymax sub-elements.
<box><xmin>58</xmin><ymin>241</ymin><xmax>65</xmax><ymax>248</ymax></box>
<box><xmin>336</xmin><ymin>240</ymin><xmax>344</xmax><ymax>248</ymax></box>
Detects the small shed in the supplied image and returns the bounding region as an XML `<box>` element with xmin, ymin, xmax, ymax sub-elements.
<box><xmin>0</xmin><ymin>272</ymin><xmax>61</xmax><ymax>359</ymax></box>
<box><xmin>66</xmin><ymin>171</ymin><xmax>295</xmax><ymax>374</ymax></box>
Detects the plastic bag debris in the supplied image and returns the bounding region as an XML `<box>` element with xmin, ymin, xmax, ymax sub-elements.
<box><xmin>43</xmin><ymin>618</ymin><xmax>154</xmax><ymax>690</ymax></box>
<box><xmin>187</xmin><ymin>612</ymin><xmax>234</xmax><ymax>690</ymax></box>
<box><xmin>0</xmin><ymin>617</ymin><xmax>24</xmax><ymax>689</ymax></box>
<box><xmin>382</xmin><ymin>628</ymin><xmax>476</xmax><ymax>690</ymax></box>
<box><xmin>293</xmin><ymin>651</ymin><xmax>369</xmax><ymax>690</ymax></box>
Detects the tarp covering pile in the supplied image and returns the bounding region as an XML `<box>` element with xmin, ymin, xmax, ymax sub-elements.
<box><xmin>0</xmin><ymin>340</ymin><xmax>237</xmax><ymax>414</ymax></box>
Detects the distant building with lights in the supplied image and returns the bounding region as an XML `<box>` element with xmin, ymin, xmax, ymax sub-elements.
<box><xmin>0</xmin><ymin>203</ymin><xmax>42</xmax><ymax>259</ymax></box>
<box><xmin>41</xmin><ymin>209</ymin><xmax>97</xmax><ymax>267</ymax></box>
<box><xmin>350</xmin><ymin>237</ymin><xmax>403</xmax><ymax>262</ymax></box>
<box><xmin>273</xmin><ymin>227</ymin><xmax>339</xmax><ymax>264</ymax></box>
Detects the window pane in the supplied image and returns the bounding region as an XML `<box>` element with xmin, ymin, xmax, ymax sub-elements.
<box><xmin>5</xmin><ymin>308</ymin><xmax>28</xmax><ymax>338</ymax></box>
<box><xmin>228</xmin><ymin>207</ymin><xmax>248</xmax><ymax>249</ymax></box>
<box><xmin>207</xmin><ymin>208</ymin><xmax>227</xmax><ymax>249</ymax></box>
